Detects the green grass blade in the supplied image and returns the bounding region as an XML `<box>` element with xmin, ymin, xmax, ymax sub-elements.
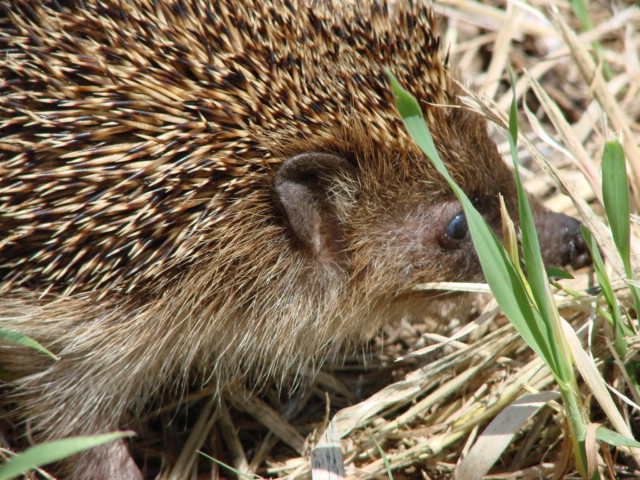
<box><xmin>506</xmin><ymin>72</ymin><xmax>546</xmax><ymax>318</ymax></box>
<box><xmin>0</xmin><ymin>328</ymin><xmax>57</xmax><ymax>360</ymax></box>
<box><xmin>596</xmin><ymin>427</ymin><xmax>640</xmax><ymax>448</ymax></box>
<box><xmin>547</xmin><ymin>268</ymin><xmax>574</xmax><ymax>280</ymax></box>
<box><xmin>506</xmin><ymin>70</ymin><xmax>589</xmax><ymax>475</ymax></box>
<box><xmin>199</xmin><ymin>451</ymin><xmax>258</xmax><ymax>479</ymax></box>
<box><xmin>569</xmin><ymin>0</ymin><xmax>592</xmax><ymax>30</ymax></box>
<box><xmin>581</xmin><ymin>226</ymin><xmax>629</xmax><ymax>355</ymax></box>
<box><xmin>369</xmin><ymin>429</ymin><xmax>394</xmax><ymax>480</ymax></box>
<box><xmin>0</xmin><ymin>432</ymin><xmax>134</xmax><ymax>480</ymax></box>
<box><xmin>386</xmin><ymin>71</ymin><xmax>557</xmax><ymax>372</ymax></box>
<box><xmin>602</xmin><ymin>141</ymin><xmax>631</xmax><ymax>276</ymax></box>
<box><xmin>601</xmin><ymin>140</ymin><xmax>640</xmax><ymax>317</ymax></box>
<box><xmin>506</xmin><ymin>71</ymin><xmax>562</xmax><ymax>374</ymax></box>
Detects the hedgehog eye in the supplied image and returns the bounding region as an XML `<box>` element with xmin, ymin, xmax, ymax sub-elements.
<box><xmin>445</xmin><ymin>213</ymin><xmax>468</xmax><ymax>240</ymax></box>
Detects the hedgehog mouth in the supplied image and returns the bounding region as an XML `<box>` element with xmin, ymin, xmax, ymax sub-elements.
<box><xmin>391</xmin><ymin>287</ymin><xmax>468</xmax><ymax>307</ymax></box>
<box><xmin>406</xmin><ymin>287</ymin><xmax>472</xmax><ymax>299</ymax></box>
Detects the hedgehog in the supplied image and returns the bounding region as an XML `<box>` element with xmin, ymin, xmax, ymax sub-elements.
<box><xmin>0</xmin><ymin>0</ymin><xmax>590</xmax><ymax>478</ymax></box>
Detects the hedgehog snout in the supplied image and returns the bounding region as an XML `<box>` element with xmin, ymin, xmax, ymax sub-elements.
<box><xmin>536</xmin><ymin>211</ymin><xmax>592</xmax><ymax>270</ymax></box>
<box><xmin>557</xmin><ymin>214</ymin><xmax>592</xmax><ymax>269</ymax></box>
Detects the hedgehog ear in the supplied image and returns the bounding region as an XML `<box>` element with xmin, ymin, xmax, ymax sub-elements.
<box><xmin>275</xmin><ymin>152</ymin><xmax>354</xmax><ymax>258</ymax></box>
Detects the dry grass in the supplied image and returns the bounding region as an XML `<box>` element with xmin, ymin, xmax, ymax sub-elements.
<box><xmin>155</xmin><ymin>1</ymin><xmax>640</xmax><ymax>479</ymax></box>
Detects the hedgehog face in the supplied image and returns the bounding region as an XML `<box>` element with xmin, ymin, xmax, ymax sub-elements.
<box><xmin>273</xmin><ymin>138</ymin><xmax>589</xmax><ymax>306</ymax></box>
<box><xmin>273</xmin><ymin>150</ymin><xmax>498</xmax><ymax>291</ymax></box>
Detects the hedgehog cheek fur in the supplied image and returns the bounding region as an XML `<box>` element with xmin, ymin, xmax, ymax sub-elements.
<box><xmin>273</xmin><ymin>148</ymin><xmax>489</xmax><ymax>320</ymax></box>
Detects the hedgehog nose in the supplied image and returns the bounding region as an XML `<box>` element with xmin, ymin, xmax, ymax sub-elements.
<box><xmin>559</xmin><ymin>214</ymin><xmax>592</xmax><ymax>269</ymax></box>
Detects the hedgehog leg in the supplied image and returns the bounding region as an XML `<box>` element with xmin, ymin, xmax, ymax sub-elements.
<box><xmin>0</xmin><ymin>297</ymin><xmax>148</xmax><ymax>479</ymax></box>
<box><xmin>7</xmin><ymin>353</ymin><xmax>144</xmax><ymax>480</ymax></box>
<box><xmin>68</xmin><ymin>440</ymin><xmax>143</xmax><ymax>480</ymax></box>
